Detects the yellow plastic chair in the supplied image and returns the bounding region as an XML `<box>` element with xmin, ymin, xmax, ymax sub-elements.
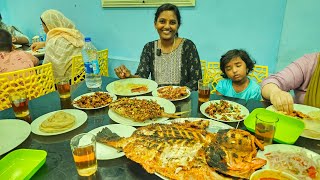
<box><xmin>71</xmin><ymin>49</ymin><xmax>109</xmax><ymax>85</ymax></box>
<box><xmin>200</xmin><ymin>60</ymin><xmax>207</xmax><ymax>79</ymax></box>
<box><xmin>248</xmin><ymin>65</ymin><xmax>269</xmax><ymax>84</ymax></box>
<box><xmin>206</xmin><ymin>62</ymin><xmax>223</xmax><ymax>94</ymax></box>
<box><xmin>0</xmin><ymin>63</ymin><xmax>56</xmax><ymax>110</ymax></box>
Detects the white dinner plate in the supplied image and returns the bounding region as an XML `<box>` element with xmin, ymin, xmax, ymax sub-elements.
<box><xmin>108</xmin><ymin>96</ymin><xmax>176</xmax><ymax>126</ymax></box>
<box><xmin>200</xmin><ymin>100</ymin><xmax>249</xmax><ymax>122</ymax></box>
<box><xmin>0</xmin><ymin>119</ymin><xmax>31</xmax><ymax>156</ymax></box>
<box><xmin>256</xmin><ymin>144</ymin><xmax>320</xmax><ymax>179</ymax></box>
<box><xmin>14</xmin><ymin>44</ymin><xmax>22</xmax><ymax>49</ymax></box>
<box><xmin>162</xmin><ymin>118</ymin><xmax>233</xmax><ymax>133</ymax></box>
<box><xmin>106</xmin><ymin>78</ymin><xmax>158</xmax><ymax>96</ymax></box>
<box><xmin>26</xmin><ymin>48</ymin><xmax>45</xmax><ymax>56</ymax></box>
<box><xmin>31</xmin><ymin>109</ymin><xmax>88</xmax><ymax>136</ymax></box>
<box><xmin>88</xmin><ymin>124</ymin><xmax>136</xmax><ymax>160</ymax></box>
<box><xmin>266</xmin><ymin>104</ymin><xmax>320</xmax><ymax>140</ymax></box>
<box><xmin>73</xmin><ymin>92</ymin><xmax>117</xmax><ymax>110</ymax></box>
<box><xmin>151</xmin><ymin>86</ymin><xmax>191</xmax><ymax>101</ymax></box>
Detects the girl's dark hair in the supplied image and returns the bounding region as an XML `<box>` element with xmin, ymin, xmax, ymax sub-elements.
<box><xmin>220</xmin><ymin>49</ymin><xmax>256</xmax><ymax>78</ymax></box>
<box><xmin>0</xmin><ymin>29</ymin><xmax>13</xmax><ymax>51</ymax></box>
<box><xmin>154</xmin><ymin>3</ymin><xmax>181</xmax><ymax>37</ymax></box>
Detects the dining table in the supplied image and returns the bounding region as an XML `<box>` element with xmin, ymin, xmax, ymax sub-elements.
<box><xmin>0</xmin><ymin>76</ymin><xmax>319</xmax><ymax>180</ymax></box>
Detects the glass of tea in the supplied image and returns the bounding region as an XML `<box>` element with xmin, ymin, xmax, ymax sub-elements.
<box><xmin>9</xmin><ymin>91</ymin><xmax>31</xmax><ymax>122</ymax></box>
<box><xmin>56</xmin><ymin>80</ymin><xmax>71</xmax><ymax>98</ymax></box>
<box><xmin>70</xmin><ymin>133</ymin><xmax>97</xmax><ymax>177</ymax></box>
<box><xmin>198</xmin><ymin>79</ymin><xmax>210</xmax><ymax>107</ymax></box>
<box><xmin>255</xmin><ymin>113</ymin><xmax>279</xmax><ymax>146</ymax></box>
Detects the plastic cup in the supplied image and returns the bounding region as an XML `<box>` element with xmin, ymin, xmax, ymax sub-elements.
<box><xmin>70</xmin><ymin>133</ymin><xmax>97</xmax><ymax>176</ymax></box>
<box><xmin>255</xmin><ymin>113</ymin><xmax>279</xmax><ymax>146</ymax></box>
<box><xmin>198</xmin><ymin>79</ymin><xmax>210</xmax><ymax>107</ymax></box>
<box><xmin>9</xmin><ymin>91</ymin><xmax>31</xmax><ymax>123</ymax></box>
<box><xmin>56</xmin><ymin>80</ymin><xmax>71</xmax><ymax>98</ymax></box>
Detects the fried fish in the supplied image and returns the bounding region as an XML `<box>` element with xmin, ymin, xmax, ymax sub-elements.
<box><xmin>96</xmin><ymin>120</ymin><xmax>266</xmax><ymax>179</ymax></box>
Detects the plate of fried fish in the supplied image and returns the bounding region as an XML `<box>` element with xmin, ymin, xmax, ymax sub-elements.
<box><xmin>94</xmin><ymin>120</ymin><xmax>266</xmax><ymax>179</ymax></box>
<box><xmin>73</xmin><ymin>91</ymin><xmax>117</xmax><ymax>110</ymax></box>
<box><xmin>200</xmin><ymin>100</ymin><xmax>249</xmax><ymax>122</ymax></box>
<box><xmin>152</xmin><ymin>86</ymin><xmax>191</xmax><ymax>101</ymax></box>
<box><xmin>108</xmin><ymin>96</ymin><xmax>177</xmax><ymax>126</ymax></box>
<box><xmin>266</xmin><ymin>104</ymin><xmax>320</xmax><ymax>140</ymax></box>
<box><xmin>88</xmin><ymin>124</ymin><xmax>136</xmax><ymax>160</ymax></box>
<box><xmin>106</xmin><ymin>78</ymin><xmax>158</xmax><ymax>96</ymax></box>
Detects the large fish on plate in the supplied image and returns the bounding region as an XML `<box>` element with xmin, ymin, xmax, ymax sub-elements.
<box><xmin>96</xmin><ymin>120</ymin><xmax>266</xmax><ymax>179</ymax></box>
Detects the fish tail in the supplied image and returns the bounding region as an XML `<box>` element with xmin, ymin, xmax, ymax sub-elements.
<box><xmin>96</xmin><ymin>127</ymin><xmax>124</xmax><ymax>149</ymax></box>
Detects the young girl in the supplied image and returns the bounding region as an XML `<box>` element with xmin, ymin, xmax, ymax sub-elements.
<box><xmin>0</xmin><ymin>29</ymin><xmax>38</xmax><ymax>74</ymax></box>
<box><xmin>216</xmin><ymin>49</ymin><xmax>261</xmax><ymax>101</ymax></box>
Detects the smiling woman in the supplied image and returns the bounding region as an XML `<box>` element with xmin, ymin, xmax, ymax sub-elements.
<box><xmin>114</xmin><ymin>3</ymin><xmax>202</xmax><ymax>90</ymax></box>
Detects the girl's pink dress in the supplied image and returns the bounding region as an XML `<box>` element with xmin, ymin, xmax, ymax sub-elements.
<box><xmin>0</xmin><ymin>50</ymin><xmax>39</xmax><ymax>73</ymax></box>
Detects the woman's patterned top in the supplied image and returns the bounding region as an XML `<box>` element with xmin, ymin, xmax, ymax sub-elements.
<box><xmin>135</xmin><ymin>38</ymin><xmax>202</xmax><ymax>90</ymax></box>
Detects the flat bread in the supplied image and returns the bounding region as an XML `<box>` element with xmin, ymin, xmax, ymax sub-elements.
<box><xmin>40</xmin><ymin>111</ymin><xmax>76</xmax><ymax>133</ymax></box>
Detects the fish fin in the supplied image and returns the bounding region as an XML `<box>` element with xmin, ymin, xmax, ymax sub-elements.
<box><xmin>96</xmin><ymin>127</ymin><xmax>124</xmax><ymax>150</ymax></box>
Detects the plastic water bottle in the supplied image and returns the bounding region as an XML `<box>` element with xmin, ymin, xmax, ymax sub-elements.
<box><xmin>39</xmin><ymin>24</ymin><xmax>46</xmax><ymax>42</ymax></box>
<box><xmin>81</xmin><ymin>37</ymin><xmax>102</xmax><ymax>88</ymax></box>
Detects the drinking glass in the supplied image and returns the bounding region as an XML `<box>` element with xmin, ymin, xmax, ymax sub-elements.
<box><xmin>70</xmin><ymin>133</ymin><xmax>97</xmax><ymax>176</ymax></box>
<box><xmin>198</xmin><ymin>79</ymin><xmax>210</xmax><ymax>107</ymax></box>
<box><xmin>56</xmin><ymin>80</ymin><xmax>71</xmax><ymax>98</ymax></box>
<box><xmin>9</xmin><ymin>91</ymin><xmax>31</xmax><ymax>123</ymax></box>
<box><xmin>255</xmin><ymin>113</ymin><xmax>279</xmax><ymax>146</ymax></box>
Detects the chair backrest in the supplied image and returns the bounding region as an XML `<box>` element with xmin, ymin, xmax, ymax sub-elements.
<box><xmin>206</xmin><ymin>62</ymin><xmax>268</xmax><ymax>94</ymax></box>
<box><xmin>206</xmin><ymin>62</ymin><xmax>223</xmax><ymax>94</ymax></box>
<box><xmin>248</xmin><ymin>65</ymin><xmax>269</xmax><ymax>84</ymax></box>
<box><xmin>71</xmin><ymin>49</ymin><xmax>109</xmax><ymax>85</ymax></box>
<box><xmin>200</xmin><ymin>60</ymin><xmax>207</xmax><ymax>79</ymax></box>
<box><xmin>0</xmin><ymin>63</ymin><xmax>56</xmax><ymax>110</ymax></box>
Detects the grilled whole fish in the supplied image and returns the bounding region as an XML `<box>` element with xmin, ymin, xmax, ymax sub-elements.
<box><xmin>109</xmin><ymin>98</ymin><xmax>180</xmax><ymax>122</ymax></box>
<box><xmin>96</xmin><ymin>120</ymin><xmax>266</xmax><ymax>179</ymax></box>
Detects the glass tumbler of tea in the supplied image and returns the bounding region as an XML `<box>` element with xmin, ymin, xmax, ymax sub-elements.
<box><xmin>9</xmin><ymin>91</ymin><xmax>30</xmax><ymax>121</ymax></box>
<box><xmin>255</xmin><ymin>113</ymin><xmax>279</xmax><ymax>146</ymax></box>
<box><xmin>70</xmin><ymin>133</ymin><xmax>97</xmax><ymax>177</ymax></box>
<box><xmin>198</xmin><ymin>79</ymin><xmax>210</xmax><ymax>107</ymax></box>
<box><xmin>56</xmin><ymin>80</ymin><xmax>71</xmax><ymax>98</ymax></box>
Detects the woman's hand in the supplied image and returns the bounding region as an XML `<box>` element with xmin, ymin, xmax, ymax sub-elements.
<box><xmin>269</xmin><ymin>89</ymin><xmax>294</xmax><ymax>113</ymax></box>
<box><xmin>31</xmin><ymin>42</ymin><xmax>45</xmax><ymax>51</ymax></box>
<box><xmin>262</xmin><ymin>83</ymin><xmax>294</xmax><ymax>113</ymax></box>
<box><xmin>114</xmin><ymin>65</ymin><xmax>131</xmax><ymax>79</ymax></box>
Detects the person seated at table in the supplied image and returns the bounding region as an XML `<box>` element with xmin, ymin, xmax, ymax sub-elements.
<box><xmin>31</xmin><ymin>9</ymin><xmax>84</xmax><ymax>80</ymax></box>
<box><xmin>0</xmin><ymin>29</ymin><xmax>38</xmax><ymax>73</ymax></box>
<box><xmin>261</xmin><ymin>52</ymin><xmax>320</xmax><ymax>112</ymax></box>
<box><xmin>114</xmin><ymin>3</ymin><xmax>202</xmax><ymax>90</ymax></box>
<box><xmin>0</xmin><ymin>13</ymin><xmax>30</xmax><ymax>45</ymax></box>
<box><xmin>216</xmin><ymin>49</ymin><xmax>261</xmax><ymax>101</ymax></box>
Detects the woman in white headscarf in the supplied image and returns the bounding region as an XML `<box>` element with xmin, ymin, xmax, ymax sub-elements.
<box><xmin>31</xmin><ymin>9</ymin><xmax>84</xmax><ymax>80</ymax></box>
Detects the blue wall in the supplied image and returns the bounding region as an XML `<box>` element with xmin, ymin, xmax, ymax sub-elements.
<box><xmin>1</xmin><ymin>0</ymin><xmax>286</xmax><ymax>77</ymax></box>
<box><xmin>277</xmin><ymin>0</ymin><xmax>320</xmax><ymax>71</ymax></box>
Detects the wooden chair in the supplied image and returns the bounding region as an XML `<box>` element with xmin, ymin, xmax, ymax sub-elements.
<box><xmin>71</xmin><ymin>49</ymin><xmax>108</xmax><ymax>85</ymax></box>
<box><xmin>206</xmin><ymin>62</ymin><xmax>269</xmax><ymax>94</ymax></box>
<box><xmin>0</xmin><ymin>63</ymin><xmax>56</xmax><ymax>110</ymax></box>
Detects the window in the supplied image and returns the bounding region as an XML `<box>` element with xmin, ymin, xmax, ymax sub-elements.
<box><xmin>101</xmin><ymin>0</ymin><xmax>196</xmax><ymax>7</ymax></box>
